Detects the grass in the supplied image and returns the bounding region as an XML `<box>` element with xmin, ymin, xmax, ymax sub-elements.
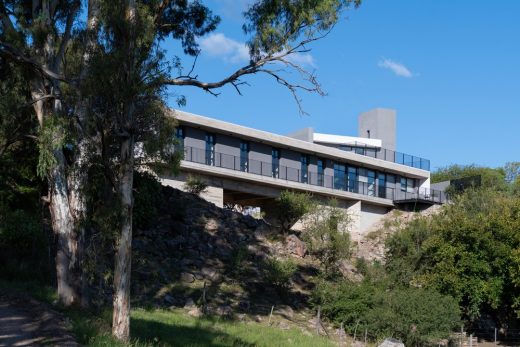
<box><xmin>0</xmin><ymin>279</ymin><xmax>334</xmax><ymax>347</ymax></box>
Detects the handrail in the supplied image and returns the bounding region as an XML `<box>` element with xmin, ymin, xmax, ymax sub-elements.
<box><xmin>179</xmin><ymin>146</ymin><xmax>445</xmax><ymax>203</ymax></box>
<box><xmin>336</xmin><ymin>144</ymin><xmax>431</xmax><ymax>171</ymax></box>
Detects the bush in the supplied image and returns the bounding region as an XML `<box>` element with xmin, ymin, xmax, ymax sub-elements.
<box><xmin>275</xmin><ymin>190</ymin><xmax>316</xmax><ymax>233</ymax></box>
<box><xmin>0</xmin><ymin>210</ymin><xmax>49</xmax><ymax>281</ymax></box>
<box><xmin>264</xmin><ymin>258</ymin><xmax>297</xmax><ymax>292</ymax></box>
<box><xmin>385</xmin><ymin>189</ymin><xmax>520</xmax><ymax>321</ymax></box>
<box><xmin>314</xmin><ymin>280</ymin><xmax>459</xmax><ymax>346</ymax></box>
<box><xmin>302</xmin><ymin>199</ymin><xmax>351</xmax><ymax>278</ymax></box>
<box><xmin>229</xmin><ymin>245</ymin><xmax>250</xmax><ymax>278</ymax></box>
<box><xmin>183</xmin><ymin>175</ymin><xmax>208</xmax><ymax>195</ymax></box>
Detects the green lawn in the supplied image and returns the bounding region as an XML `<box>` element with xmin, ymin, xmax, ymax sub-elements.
<box><xmin>85</xmin><ymin>308</ymin><xmax>335</xmax><ymax>347</ymax></box>
<box><xmin>0</xmin><ymin>280</ymin><xmax>335</xmax><ymax>347</ymax></box>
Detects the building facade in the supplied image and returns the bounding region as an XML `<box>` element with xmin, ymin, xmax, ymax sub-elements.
<box><xmin>160</xmin><ymin>108</ymin><xmax>445</xmax><ymax>241</ymax></box>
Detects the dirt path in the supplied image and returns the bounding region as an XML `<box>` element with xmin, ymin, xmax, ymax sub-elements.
<box><xmin>0</xmin><ymin>293</ymin><xmax>79</xmax><ymax>347</ymax></box>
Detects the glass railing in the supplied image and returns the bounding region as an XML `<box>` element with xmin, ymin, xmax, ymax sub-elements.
<box><xmin>393</xmin><ymin>188</ymin><xmax>447</xmax><ymax>204</ymax></box>
<box><xmin>179</xmin><ymin>146</ymin><xmax>445</xmax><ymax>203</ymax></box>
<box><xmin>336</xmin><ymin>145</ymin><xmax>430</xmax><ymax>171</ymax></box>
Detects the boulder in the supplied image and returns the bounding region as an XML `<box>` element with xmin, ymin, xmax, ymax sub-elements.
<box><xmin>286</xmin><ymin>234</ymin><xmax>307</xmax><ymax>257</ymax></box>
<box><xmin>378</xmin><ymin>338</ymin><xmax>405</xmax><ymax>347</ymax></box>
<box><xmin>180</xmin><ymin>272</ymin><xmax>195</xmax><ymax>283</ymax></box>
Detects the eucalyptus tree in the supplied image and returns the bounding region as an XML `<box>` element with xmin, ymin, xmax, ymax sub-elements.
<box><xmin>0</xmin><ymin>0</ymin><xmax>103</xmax><ymax>306</ymax></box>
<box><xmin>94</xmin><ymin>0</ymin><xmax>361</xmax><ymax>340</ymax></box>
<box><xmin>2</xmin><ymin>0</ymin><xmax>361</xmax><ymax>340</ymax></box>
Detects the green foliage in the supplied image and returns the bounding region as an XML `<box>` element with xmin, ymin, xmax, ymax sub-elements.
<box><xmin>302</xmin><ymin>199</ymin><xmax>351</xmax><ymax>278</ymax></box>
<box><xmin>183</xmin><ymin>175</ymin><xmax>208</xmax><ymax>195</ymax></box>
<box><xmin>264</xmin><ymin>257</ymin><xmax>297</xmax><ymax>292</ymax></box>
<box><xmin>386</xmin><ymin>188</ymin><xmax>520</xmax><ymax>321</ymax></box>
<box><xmin>36</xmin><ymin>116</ymin><xmax>69</xmax><ymax>178</ymax></box>
<box><xmin>229</xmin><ymin>245</ymin><xmax>250</xmax><ymax>278</ymax></box>
<box><xmin>0</xmin><ymin>210</ymin><xmax>49</xmax><ymax>281</ymax></box>
<box><xmin>275</xmin><ymin>190</ymin><xmax>316</xmax><ymax>233</ymax></box>
<box><xmin>244</xmin><ymin>0</ymin><xmax>361</xmax><ymax>59</ymax></box>
<box><xmin>314</xmin><ymin>279</ymin><xmax>459</xmax><ymax>346</ymax></box>
<box><xmin>133</xmin><ymin>171</ymin><xmax>162</xmax><ymax>229</ymax></box>
<box><xmin>431</xmin><ymin>164</ymin><xmax>507</xmax><ymax>191</ymax></box>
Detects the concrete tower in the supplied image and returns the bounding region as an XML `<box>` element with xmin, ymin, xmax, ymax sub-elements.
<box><xmin>358</xmin><ymin>108</ymin><xmax>396</xmax><ymax>151</ymax></box>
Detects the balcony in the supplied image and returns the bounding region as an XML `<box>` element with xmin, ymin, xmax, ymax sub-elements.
<box><xmin>336</xmin><ymin>144</ymin><xmax>430</xmax><ymax>171</ymax></box>
<box><xmin>181</xmin><ymin>146</ymin><xmax>419</xmax><ymax>202</ymax></box>
<box><xmin>393</xmin><ymin>188</ymin><xmax>447</xmax><ymax>205</ymax></box>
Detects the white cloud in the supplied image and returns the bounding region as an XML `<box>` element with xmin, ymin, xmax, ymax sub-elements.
<box><xmin>286</xmin><ymin>52</ymin><xmax>315</xmax><ymax>68</ymax></box>
<box><xmin>198</xmin><ymin>33</ymin><xmax>315</xmax><ymax>67</ymax></box>
<box><xmin>199</xmin><ymin>33</ymin><xmax>250</xmax><ymax>64</ymax></box>
<box><xmin>378</xmin><ymin>58</ymin><xmax>414</xmax><ymax>78</ymax></box>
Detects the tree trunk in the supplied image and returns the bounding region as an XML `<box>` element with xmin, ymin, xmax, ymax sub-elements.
<box><xmin>112</xmin><ymin>134</ymin><xmax>135</xmax><ymax>341</ymax></box>
<box><xmin>48</xmin><ymin>149</ymin><xmax>80</xmax><ymax>306</ymax></box>
<box><xmin>112</xmin><ymin>1</ymin><xmax>137</xmax><ymax>340</ymax></box>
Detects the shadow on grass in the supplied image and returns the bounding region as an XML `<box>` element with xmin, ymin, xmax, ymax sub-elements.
<box><xmin>131</xmin><ymin>316</ymin><xmax>255</xmax><ymax>347</ymax></box>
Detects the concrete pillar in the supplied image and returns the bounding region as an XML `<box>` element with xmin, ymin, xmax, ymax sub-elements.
<box><xmin>345</xmin><ymin>200</ymin><xmax>362</xmax><ymax>242</ymax></box>
<box><xmin>161</xmin><ymin>176</ymin><xmax>224</xmax><ymax>208</ymax></box>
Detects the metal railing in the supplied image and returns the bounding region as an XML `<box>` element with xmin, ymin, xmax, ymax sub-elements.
<box><xmin>180</xmin><ymin>146</ymin><xmax>445</xmax><ymax>203</ymax></box>
<box><xmin>337</xmin><ymin>144</ymin><xmax>431</xmax><ymax>171</ymax></box>
<box><xmin>393</xmin><ymin>187</ymin><xmax>447</xmax><ymax>204</ymax></box>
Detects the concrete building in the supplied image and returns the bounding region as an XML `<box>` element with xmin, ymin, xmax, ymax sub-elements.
<box><xmin>161</xmin><ymin>108</ymin><xmax>445</xmax><ymax>241</ymax></box>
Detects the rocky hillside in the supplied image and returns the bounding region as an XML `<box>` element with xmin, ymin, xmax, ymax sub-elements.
<box><xmin>353</xmin><ymin>205</ymin><xmax>443</xmax><ymax>262</ymax></box>
<box><xmin>125</xmin><ymin>187</ymin><xmax>320</xmax><ymax>324</ymax></box>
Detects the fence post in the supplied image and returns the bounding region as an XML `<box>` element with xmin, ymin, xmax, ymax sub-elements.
<box><xmin>469</xmin><ymin>334</ymin><xmax>473</xmax><ymax>347</ymax></box>
<box><xmin>268</xmin><ymin>305</ymin><xmax>274</xmax><ymax>326</ymax></box>
<box><xmin>364</xmin><ymin>328</ymin><xmax>367</xmax><ymax>346</ymax></box>
<box><xmin>494</xmin><ymin>327</ymin><xmax>497</xmax><ymax>346</ymax></box>
<box><xmin>315</xmin><ymin>306</ymin><xmax>321</xmax><ymax>336</ymax></box>
<box><xmin>460</xmin><ymin>326</ymin><xmax>463</xmax><ymax>347</ymax></box>
<box><xmin>339</xmin><ymin>322</ymin><xmax>344</xmax><ymax>347</ymax></box>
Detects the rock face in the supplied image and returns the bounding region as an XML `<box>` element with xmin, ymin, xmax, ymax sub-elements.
<box><xmin>93</xmin><ymin>185</ymin><xmax>322</xmax><ymax>315</ymax></box>
<box><xmin>285</xmin><ymin>234</ymin><xmax>307</xmax><ymax>258</ymax></box>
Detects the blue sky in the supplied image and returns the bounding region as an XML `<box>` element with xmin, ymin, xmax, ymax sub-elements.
<box><xmin>165</xmin><ymin>0</ymin><xmax>520</xmax><ymax>171</ymax></box>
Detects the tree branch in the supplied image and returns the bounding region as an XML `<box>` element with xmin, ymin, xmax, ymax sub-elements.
<box><xmin>0</xmin><ymin>1</ymin><xmax>16</xmax><ymax>34</ymax></box>
<box><xmin>160</xmin><ymin>32</ymin><xmax>331</xmax><ymax>114</ymax></box>
<box><xmin>154</xmin><ymin>0</ymin><xmax>171</xmax><ymax>26</ymax></box>
<box><xmin>0</xmin><ymin>41</ymin><xmax>73</xmax><ymax>84</ymax></box>
<box><xmin>55</xmin><ymin>1</ymin><xmax>80</xmax><ymax>70</ymax></box>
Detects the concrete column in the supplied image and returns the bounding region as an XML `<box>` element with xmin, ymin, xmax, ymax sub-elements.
<box><xmin>161</xmin><ymin>176</ymin><xmax>224</xmax><ymax>208</ymax></box>
<box><xmin>345</xmin><ymin>200</ymin><xmax>362</xmax><ymax>242</ymax></box>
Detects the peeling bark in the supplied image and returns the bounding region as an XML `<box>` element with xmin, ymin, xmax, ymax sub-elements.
<box><xmin>112</xmin><ymin>134</ymin><xmax>134</xmax><ymax>341</ymax></box>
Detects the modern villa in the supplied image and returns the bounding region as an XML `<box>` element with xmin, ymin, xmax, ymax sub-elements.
<box><xmin>161</xmin><ymin>108</ymin><xmax>445</xmax><ymax>240</ymax></box>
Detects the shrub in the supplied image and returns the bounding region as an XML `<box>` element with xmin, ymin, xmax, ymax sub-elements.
<box><xmin>314</xmin><ymin>280</ymin><xmax>459</xmax><ymax>346</ymax></box>
<box><xmin>0</xmin><ymin>210</ymin><xmax>49</xmax><ymax>281</ymax></box>
<box><xmin>274</xmin><ymin>190</ymin><xmax>316</xmax><ymax>233</ymax></box>
<box><xmin>183</xmin><ymin>175</ymin><xmax>208</xmax><ymax>195</ymax></box>
<box><xmin>302</xmin><ymin>199</ymin><xmax>351</xmax><ymax>278</ymax></box>
<box><xmin>229</xmin><ymin>245</ymin><xmax>250</xmax><ymax>278</ymax></box>
<box><xmin>264</xmin><ymin>258</ymin><xmax>297</xmax><ymax>292</ymax></box>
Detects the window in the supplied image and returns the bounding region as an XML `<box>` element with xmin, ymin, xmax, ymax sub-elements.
<box><xmin>301</xmin><ymin>154</ymin><xmax>309</xmax><ymax>183</ymax></box>
<box><xmin>333</xmin><ymin>163</ymin><xmax>346</xmax><ymax>190</ymax></box>
<box><xmin>272</xmin><ymin>148</ymin><xmax>280</xmax><ymax>178</ymax></box>
<box><xmin>205</xmin><ymin>133</ymin><xmax>215</xmax><ymax>166</ymax></box>
<box><xmin>367</xmin><ymin>170</ymin><xmax>375</xmax><ymax>196</ymax></box>
<box><xmin>347</xmin><ymin>167</ymin><xmax>358</xmax><ymax>193</ymax></box>
<box><xmin>400</xmin><ymin>177</ymin><xmax>416</xmax><ymax>192</ymax></box>
<box><xmin>240</xmin><ymin>141</ymin><xmax>249</xmax><ymax>172</ymax></box>
<box><xmin>317</xmin><ymin>158</ymin><xmax>325</xmax><ymax>186</ymax></box>
<box><xmin>377</xmin><ymin>173</ymin><xmax>386</xmax><ymax>198</ymax></box>
<box><xmin>175</xmin><ymin>127</ymin><xmax>184</xmax><ymax>144</ymax></box>
<box><xmin>400</xmin><ymin>177</ymin><xmax>407</xmax><ymax>192</ymax></box>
